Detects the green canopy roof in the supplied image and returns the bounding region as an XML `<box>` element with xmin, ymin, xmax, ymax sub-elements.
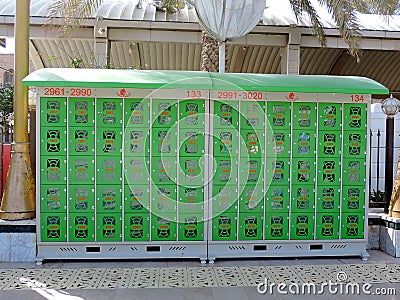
<box><xmin>23</xmin><ymin>68</ymin><xmax>389</xmax><ymax>95</ymax></box>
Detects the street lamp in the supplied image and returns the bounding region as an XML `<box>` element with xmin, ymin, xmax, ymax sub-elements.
<box><xmin>381</xmin><ymin>94</ymin><xmax>400</xmax><ymax>215</ymax></box>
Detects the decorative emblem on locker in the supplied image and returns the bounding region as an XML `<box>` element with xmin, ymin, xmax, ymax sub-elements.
<box><xmin>218</xmin><ymin>188</ymin><xmax>233</xmax><ymax>210</ymax></box>
<box><xmin>75</xmin><ymin>101</ymin><xmax>89</xmax><ymax>124</ymax></box>
<box><xmin>347</xmin><ymin>188</ymin><xmax>361</xmax><ymax>209</ymax></box>
<box><xmin>219</xmin><ymin>104</ymin><xmax>233</xmax><ymax>126</ymax></box>
<box><xmin>271</xmin><ymin>188</ymin><xmax>284</xmax><ymax>209</ymax></box>
<box><xmin>129</xmin><ymin>216</ymin><xmax>144</xmax><ymax>238</ymax></box>
<box><xmin>74</xmin><ymin>216</ymin><xmax>89</xmax><ymax>239</ymax></box>
<box><xmin>273</xmin><ymin>133</ymin><xmax>285</xmax><ymax>154</ymax></box>
<box><xmin>348</xmin><ymin>133</ymin><xmax>362</xmax><ymax>155</ymax></box>
<box><xmin>158</xmin><ymin>131</ymin><xmax>172</xmax><ymax>153</ymax></box>
<box><xmin>117</xmin><ymin>88</ymin><xmax>131</xmax><ymax>98</ymax></box>
<box><xmin>184</xmin><ymin>132</ymin><xmax>199</xmax><ymax>154</ymax></box>
<box><xmin>246</xmin><ymin>160</ymin><xmax>260</xmax><ymax>182</ymax></box>
<box><xmin>74</xmin><ymin>188</ymin><xmax>89</xmax><ymax>210</ymax></box>
<box><xmin>184</xmin><ymin>216</ymin><xmax>199</xmax><ymax>238</ymax></box>
<box><xmin>346</xmin><ymin>215</ymin><xmax>360</xmax><ymax>237</ymax></box>
<box><xmin>130</xmin><ymin>102</ymin><xmax>144</xmax><ymax>125</ymax></box>
<box><xmin>157</xmin><ymin>103</ymin><xmax>172</xmax><ymax>125</ymax></box>
<box><xmin>218</xmin><ymin>160</ymin><xmax>232</xmax><ymax>182</ymax></box>
<box><xmin>217</xmin><ymin>216</ymin><xmax>232</xmax><ymax>238</ymax></box>
<box><xmin>74</xmin><ymin>160</ymin><xmax>89</xmax><ymax>181</ymax></box>
<box><xmin>46</xmin><ymin>216</ymin><xmax>61</xmax><ymax>238</ymax></box>
<box><xmin>349</xmin><ymin>107</ymin><xmax>362</xmax><ymax>128</ymax></box>
<box><xmin>102</xmin><ymin>216</ymin><xmax>117</xmax><ymax>238</ymax></box>
<box><xmin>295</xmin><ymin>215</ymin><xmax>309</xmax><ymax>237</ymax></box>
<box><xmin>245</xmin><ymin>187</ymin><xmax>258</xmax><ymax>209</ymax></box>
<box><xmin>245</xmin><ymin>132</ymin><xmax>260</xmax><ymax>155</ymax></box>
<box><xmin>102</xmin><ymin>159</ymin><xmax>117</xmax><ymax>182</ymax></box>
<box><xmin>270</xmin><ymin>216</ymin><xmax>284</xmax><ymax>237</ymax></box>
<box><xmin>322</xmin><ymin>161</ymin><xmax>336</xmax><ymax>182</ymax></box>
<box><xmin>272</xmin><ymin>161</ymin><xmax>285</xmax><ymax>182</ymax></box>
<box><xmin>102</xmin><ymin>101</ymin><xmax>117</xmax><ymax>124</ymax></box>
<box><xmin>46</xmin><ymin>100</ymin><xmax>61</xmax><ymax>123</ymax></box>
<box><xmin>102</xmin><ymin>188</ymin><xmax>117</xmax><ymax>210</ymax></box>
<box><xmin>347</xmin><ymin>161</ymin><xmax>361</xmax><ymax>183</ymax></box>
<box><xmin>158</xmin><ymin>160</ymin><xmax>172</xmax><ymax>182</ymax></box>
<box><xmin>321</xmin><ymin>215</ymin><xmax>334</xmax><ymax>237</ymax></box>
<box><xmin>46</xmin><ymin>159</ymin><xmax>61</xmax><ymax>181</ymax></box>
<box><xmin>102</xmin><ymin>130</ymin><xmax>117</xmax><ymax>153</ymax></box>
<box><xmin>285</xmin><ymin>92</ymin><xmax>299</xmax><ymax>101</ymax></box>
<box><xmin>297</xmin><ymin>105</ymin><xmax>312</xmax><ymax>127</ymax></box>
<box><xmin>245</xmin><ymin>103</ymin><xmax>261</xmax><ymax>127</ymax></box>
<box><xmin>46</xmin><ymin>130</ymin><xmax>61</xmax><ymax>152</ymax></box>
<box><xmin>157</xmin><ymin>188</ymin><xmax>172</xmax><ymax>211</ymax></box>
<box><xmin>244</xmin><ymin>216</ymin><xmax>258</xmax><ymax>238</ymax></box>
<box><xmin>297</xmin><ymin>132</ymin><xmax>310</xmax><ymax>155</ymax></box>
<box><xmin>323</xmin><ymin>133</ymin><xmax>337</xmax><ymax>155</ymax></box>
<box><xmin>296</xmin><ymin>188</ymin><xmax>311</xmax><ymax>210</ymax></box>
<box><xmin>184</xmin><ymin>188</ymin><xmax>198</xmax><ymax>202</ymax></box>
<box><xmin>297</xmin><ymin>160</ymin><xmax>311</xmax><ymax>183</ymax></box>
<box><xmin>323</xmin><ymin>106</ymin><xmax>337</xmax><ymax>128</ymax></box>
<box><xmin>46</xmin><ymin>188</ymin><xmax>61</xmax><ymax>210</ymax></box>
<box><xmin>219</xmin><ymin>132</ymin><xmax>233</xmax><ymax>154</ymax></box>
<box><xmin>321</xmin><ymin>188</ymin><xmax>335</xmax><ymax>209</ymax></box>
<box><xmin>74</xmin><ymin>130</ymin><xmax>89</xmax><ymax>153</ymax></box>
<box><xmin>272</xmin><ymin>105</ymin><xmax>286</xmax><ymax>127</ymax></box>
<box><xmin>128</xmin><ymin>159</ymin><xmax>146</xmax><ymax>182</ymax></box>
<box><xmin>156</xmin><ymin>217</ymin><xmax>172</xmax><ymax>238</ymax></box>
<box><xmin>129</xmin><ymin>130</ymin><xmax>145</xmax><ymax>153</ymax></box>
<box><xmin>129</xmin><ymin>188</ymin><xmax>145</xmax><ymax>210</ymax></box>
<box><xmin>184</xmin><ymin>103</ymin><xmax>199</xmax><ymax>126</ymax></box>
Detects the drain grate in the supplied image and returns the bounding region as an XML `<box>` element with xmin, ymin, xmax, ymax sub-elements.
<box><xmin>0</xmin><ymin>263</ymin><xmax>399</xmax><ymax>290</ymax></box>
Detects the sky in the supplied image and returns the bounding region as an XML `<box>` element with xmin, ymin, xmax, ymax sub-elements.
<box><xmin>0</xmin><ymin>38</ymin><xmax>15</xmax><ymax>54</ymax></box>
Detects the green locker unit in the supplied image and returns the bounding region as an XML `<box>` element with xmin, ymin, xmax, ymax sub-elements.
<box><xmin>29</xmin><ymin>69</ymin><xmax>386</xmax><ymax>263</ymax></box>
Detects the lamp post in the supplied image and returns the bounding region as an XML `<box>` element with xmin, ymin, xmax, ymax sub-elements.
<box><xmin>381</xmin><ymin>94</ymin><xmax>400</xmax><ymax>214</ymax></box>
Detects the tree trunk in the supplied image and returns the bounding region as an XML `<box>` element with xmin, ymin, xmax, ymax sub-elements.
<box><xmin>201</xmin><ymin>31</ymin><xmax>229</xmax><ymax>72</ymax></box>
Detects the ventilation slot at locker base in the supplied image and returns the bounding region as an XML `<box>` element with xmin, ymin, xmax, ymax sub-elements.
<box><xmin>147</xmin><ymin>246</ymin><xmax>161</xmax><ymax>252</ymax></box>
<box><xmin>60</xmin><ymin>247</ymin><xmax>78</xmax><ymax>252</ymax></box>
<box><xmin>331</xmin><ymin>244</ymin><xmax>347</xmax><ymax>249</ymax></box>
<box><xmin>86</xmin><ymin>246</ymin><xmax>100</xmax><ymax>253</ymax></box>
<box><xmin>228</xmin><ymin>245</ymin><xmax>246</xmax><ymax>251</ymax></box>
<box><xmin>310</xmin><ymin>244</ymin><xmax>323</xmax><ymax>250</ymax></box>
<box><xmin>254</xmin><ymin>245</ymin><xmax>267</xmax><ymax>251</ymax></box>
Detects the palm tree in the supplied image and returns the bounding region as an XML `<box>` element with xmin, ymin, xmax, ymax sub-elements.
<box><xmin>47</xmin><ymin>0</ymin><xmax>400</xmax><ymax>69</ymax></box>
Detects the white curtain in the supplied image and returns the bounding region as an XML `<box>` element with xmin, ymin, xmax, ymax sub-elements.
<box><xmin>194</xmin><ymin>0</ymin><xmax>266</xmax><ymax>42</ymax></box>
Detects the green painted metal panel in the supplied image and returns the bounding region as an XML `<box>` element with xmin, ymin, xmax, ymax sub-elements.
<box><xmin>317</xmin><ymin>159</ymin><xmax>341</xmax><ymax>186</ymax></box>
<box><xmin>96</xmin><ymin>185</ymin><xmax>122</xmax><ymax>213</ymax></box>
<box><xmin>266</xmin><ymin>130</ymin><xmax>290</xmax><ymax>158</ymax></box>
<box><xmin>240</xmin><ymin>101</ymin><xmax>265</xmax><ymax>130</ymax></box>
<box><xmin>69</xmin><ymin>127</ymin><xmax>95</xmax><ymax>156</ymax></box>
<box><xmin>291</xmin><ymin>158</ymin><xmax>316</xmax><ymax>186</ymax></box>
<box><xmin>25</xmin><ymin>69</ymin><xmax>388</xmax><ymax>95</ymax></box>
<box><xmin>96</xmin><ymin>98</ymin><xmax>123</xmax><ymax>127</ymax></box>
<box><xmin>152</xmin><ymin>99</ymin><xmax>178</xmax><ymax>128</ymax></box>
<box><xmin>124</xmin><ymin>128</ymin><xmax>150</xmax><ymax>157</ymax></box>
<box><xmin>124</xmin><ymin>157</ymin><xmax>150</xmax><ymax>185</ymax></box>
<box><xmin>343</xmin><ymin>131</ymin><xmax>367</xmax><ymax>158</ymax></box>
<box><xmin>179</xmin><ymin>100</ymin><xmax>205</xmax><ymax>129</ymax></box>
<box><xmin>291</xmin><ymin>185</ymin><xmax>315</xmax><ymax>213</ymax></box>
<box><xmin>178</xmin><ymin>214</ymin><xmax>204</xmax><ymax>241</ymax></box>
<box><xmin>213</xmin><ymin>100</ymin><xmax>239</xmax><ymax>129</ymax></box>
<box><xmin>342</xmin><ymin>158</ymin><xmax>366</xmax><ymax>185</ymax></box>
<box><xmin>265</xmin><ymin>213</ymin><xmax>289</xmax><ymax>240</ymax></box>
<box><xmin>212</xmin><ymin>184</ymin><xmax>238</xmax><ymax>213</ymax></box>
<box><xmin>179</xmin><ymin>130</ymin><xmax>205</xmax><ymax>157</ymax></box>
<box><xmin>213</xmin><ymin>157</ymin><xmax>238</xmax><ymax>185</ymax></box>
<box><xmin>179</xmin><ymin>157</ymin><xmax>204</xmax><ymax>187</ymax></box>
<box><xmin>317</xmin><ymin>131</ymin><xmax>341</xmax><ymax>157</ymax></box>
<box><xmin>213</xmin><ymin>128</ymin><xmax>239</xmax><ymax>157</ymax></box>
<box><xmin>40</xmin><ymin>157</ymin><xmax>67</xmax><ymax>185</ymax></box>
<box><xmin>96</xmin><ymin>128</ymin><xmax>123</xmax><ymax>156</ymax></box>
<box><xmin>267</xmin><ymin>102</ymin><xmax>291</xmax><ymax>130</ymax></box>
<box><xmin>342</xmin><ymin>186</ymin><xmax>365</xmax><ymax>213</ymax></box>
<box><xmin>40</xmin><ymin>213</ymin><xmax>67</xmax><ymax>242</ymax></box>
<box><xmin>68</xmin><ymin>156</ymin><xmax>95</xmax><ymax>184</ymax></box>
<box><xmin>96</xmin><ymin>213</ymin><xmax>122</xmax><ymax>242</ymax></box>
<box><xmin>68</xmin><ymin>98</ymin><xmax>95</xmax><ymax>127</ymax></box>
<box><xmin>265</xmin><ymin>185</ymin><xmax>290</xmax><ymax>213</ymax></box>
<box><xmin>124</xmin><ymin>213</ymin><xmax>150</xmax><ymax>241</ymax></box>
<box><xmin>151</xmin><ymin>184</ymin><xmax>177</xmax><ymax>214</ymax></box>
<box><xmin>290</xmin><ymin>213</ymin><xmax>314</xmax><ymax>240</ymax></box>
<box><xmin>239</xmin><ymin>158</ymin><xmax>264</xmax><ymax>185</ymax></box>
<box><xmin>40</xmin><ymin>185</ymin><xmax>67</xmax><ymax>213</ymax></box>
<box><xmin>316</xmin><ymin>186</ymin><xmax>340</xmax><ymax>212</ymax></box>
<box><xmin>318</xmin><ymin>103</ymin><xmax>342</xmax><ymax>131</ymax></box>
<box><xmin>151</xmin><ymin>157</ymin><xmax>177</xmax><ymax>184</ymax></box>
<box><xmin>124</xmin><ymin>98</ymin><xmax>150</xmax><ymax>127</ymax></box>
<box><xmin>292</xmin><ymin>103</ymin><xmax>317</xmax><ymax>130</ymax></box>
<box><xmin>239</xmin><ymin>184</ymin><xmax>264</xmax><ymax>213</ymax></box>
<box><xmin>343</xmin><ymin>103</ymin><xmax>367</xmax><ymax>130</ymax></box>
<box><xmin>178</xmin><ymin>187</ymin><xmax>204</xmax><ymax>214</ymax></box>
<box><xmin>151</xmin><ymin>213</ymin><xmax>177</xmax><ymax>241</ymax></box>
<box><xmin>240</xmin><ymin>129</ymin><xmax>265</xmax><ymax>158</ymax></box>
<box><xmin>40</xmin><ymin>127</ymin><xmax>67</xmax><ymax>156</ymax></box>
<box><xmin>292</xmin><ymin>130</ymin><xmax>316</xmax><ymax>158</ymax></box>
<box><xmin>212</xmin><ymin>213</ymin><xmax>237</xmax><ymax>241</ymax></box>
<box><xmin>239</xmin><ymin>213</ymin><xmax>263</xmax><ymax>240</ymax></box>
<box><xmin>266</xmin><ymin>158</ymin><xmax>290</xmax><ymax>186</ymax></box>
<box><xmin>151</xmin><ymin>127</ymin><xmax>177</xmax><ymax>157</ymax></box>
<box><xmin>124</xmin><ymin>184</ymin><xmax>150</xmax><ymax>213</ymax></box>
<box><xmin>40</xmin><ymin>97</ymin><xmax>66</xmax><ymax>127</ymax></box>
<box><xmin>316</xmin><ymin>213</ymin><xmax>339</xmax><ymax>240</ymax></box>
<box><xmin>68</xmin><ymin>213</ymin><xmax>95</xmax><ymax>242</ymax></box>
<box><xmin>341</xmin><ymin>213</ymin><xmax>364</xmax><ymax>239</ymax></box>
<box><xmin>96</xmin><ymin>156</ymin><xmax>122</xmax><ymax>184</ymax></box>
<box><xmin>68</xmin><ymin>185</ymin><xmax>95</xmax><ymax>213</ymax></box>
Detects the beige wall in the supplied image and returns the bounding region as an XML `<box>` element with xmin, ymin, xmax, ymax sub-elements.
<box><xmin>0</xmin><ymin>54</ymin><xmax>36</xmax><ymax>86</ymax></box>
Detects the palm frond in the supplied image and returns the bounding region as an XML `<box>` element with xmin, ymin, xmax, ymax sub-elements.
<box><xmin>352</xmin><ymin>0</ymin><xmax>400</xmax><ymax>15</ymax></box>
